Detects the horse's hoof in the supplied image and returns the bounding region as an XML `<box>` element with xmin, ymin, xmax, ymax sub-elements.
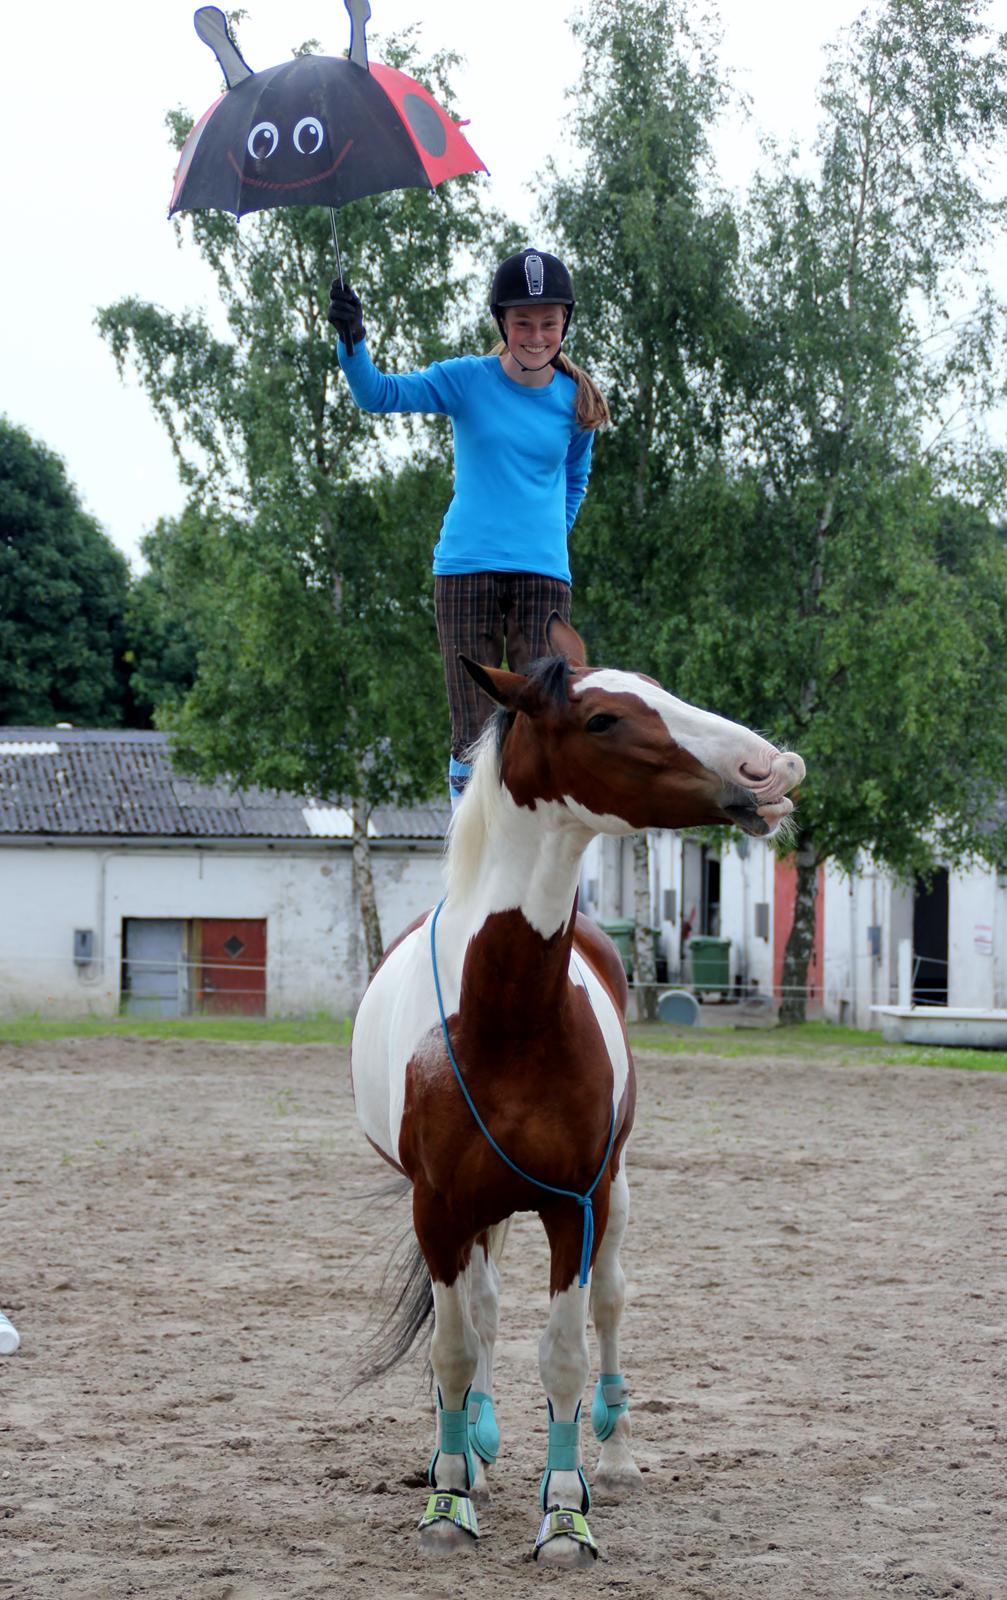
<box><xmin>418</xmin><ymin>1491</ymin><xmax>479</xmax><ymax>1556</ymax></box>
<box><xmin>420</xmin><ymin>1520</ymin><xmax>477</xmax><ymax>1556</ymax></box>
<box><xmin>535</xmin><ymin>1535</ymin><xmax>597</xmax><ymax>1569</ymax></box>
<box><xmin>593</xmin><ymin>1460</ymin><xmax>643</xmax><ymax>1503</ymax></box>
<box><xmin>534</xmin><ymin>1508</ymin><xmax>599</xmax><ymax>1568</ymax></box>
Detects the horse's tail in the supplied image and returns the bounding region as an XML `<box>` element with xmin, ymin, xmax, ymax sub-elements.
<box><xmin>355</xmin><ymin>1209</ymin><xmax>511</xmax><ymax>1388</ymax></box>
<box><xmin>356</xmin><ymin>1186</ymin><xmax>434</xmax><ymax>1386</ymax></box>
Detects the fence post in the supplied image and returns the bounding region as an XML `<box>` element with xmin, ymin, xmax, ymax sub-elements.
<box><xmin>897</xmin><ymin>938</ymin><xmax>912</xmax><ymax>1008</ymax></box>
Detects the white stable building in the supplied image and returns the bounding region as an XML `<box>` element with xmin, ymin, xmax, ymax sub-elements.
<box><xmin>2</xmin><ymin>727</ymin><xmax>1000</xmax><ymax>1027</ymax></box>
<box><xmin>0</xmin><ymin>729</ymin><xmax>450</xmax><ymax>1020</ymax></box>
<box><xmin>581</xmin><ymin>829</ymin><xmax>1004</xmax><ymax>1028</ymax></box>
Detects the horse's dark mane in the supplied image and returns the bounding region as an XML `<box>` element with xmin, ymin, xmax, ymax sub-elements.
<box><xmin>489</xmin><ymin>654</ymin><xmax>572</xmax><ymax>752</ymax></box>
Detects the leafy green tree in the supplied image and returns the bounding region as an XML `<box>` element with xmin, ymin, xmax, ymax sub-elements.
<box><xmin>731</xmin><ymin>0</ymin><xmax>1007</xmax><ymax>1019</ymax></box>
<box><xmin>0</xmin><ymin>417</ymin><xmax>130</xmax><ymax>727</ymax></box>
<box><xmin>540</xmin><ymin>0</ymin><xmax>745</xmax><ymax>1012</ymax></box>
<box><xmin>98</xmin><ymin>29</ymin><xmax>509</xmax><ymax>969</ymax></box>
<box><xmin>543</xmin><ymin>0</ymin><xmax>744</xmax><ymax>652</ymax></box>
<box><xmin>547</xmin><ymin>0</ymin><xmax>1007</xmax><ymax>1021</ymax></box>
<box><xmin>123</xmin><ymin>513</ymin><xmax>202</xmax><ymax>725</ymax></box>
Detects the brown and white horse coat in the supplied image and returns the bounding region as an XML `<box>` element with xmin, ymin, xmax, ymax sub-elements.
<box><xmin>350</xmin><ymin>617</ymin><xmax>804</xmax><ymax>1564</ymax></box>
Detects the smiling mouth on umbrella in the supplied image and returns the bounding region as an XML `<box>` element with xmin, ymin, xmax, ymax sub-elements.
<box><xmin>227</xmin><ymin>139</ymin><xmax>354</xmax><ymax>190</ymax></box>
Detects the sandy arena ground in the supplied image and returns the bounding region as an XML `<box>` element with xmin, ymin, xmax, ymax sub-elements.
<box><xmin>1</xmin><ymin>1035</ymin><xmax>1004</xmax><ymax>1600</ymax></box>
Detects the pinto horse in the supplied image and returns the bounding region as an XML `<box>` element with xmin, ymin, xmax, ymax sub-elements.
<box><xmin>350</xmin><ymin>616</ymin><xmax>804</xmax><ymax>1566</ymax></box>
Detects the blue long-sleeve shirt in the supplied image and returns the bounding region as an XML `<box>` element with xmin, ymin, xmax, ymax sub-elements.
<box><xmin>337</xmin><ymin>339</ymin><xmax>594</xmax><ymax>584</ymax></box>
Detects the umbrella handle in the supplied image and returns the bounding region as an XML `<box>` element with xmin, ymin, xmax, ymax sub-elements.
<box><xmin>329</xmin><ymin>208</ymin><xmax>354</xmax><ymax>357</ymax></box>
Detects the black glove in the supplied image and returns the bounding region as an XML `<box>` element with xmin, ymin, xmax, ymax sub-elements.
<box><xmin>327</xmin><ymin>281</ymin><xmax>365</xmax><ymax>347</ymax></box>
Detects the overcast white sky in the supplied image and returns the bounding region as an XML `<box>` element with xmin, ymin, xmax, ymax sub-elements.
<box><xmin>3</xmin><ymin>0</ymin><xmax>1004</xmax><ymax>568</ymax></box>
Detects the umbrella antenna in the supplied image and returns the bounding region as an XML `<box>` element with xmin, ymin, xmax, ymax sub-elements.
<box><xmin>194</xmin><ymin>7</ymin><xmax>253</xmax><ymax>88</ymax></box>
<box><xmin>345</xmin><ymin>0</ymin><xmax>371</xmax><ymax>70</ymax></box>
<box><xmin>329</xmin><ymin>208</ymin><xmax>354</xmax><ymax>356</ymax></box>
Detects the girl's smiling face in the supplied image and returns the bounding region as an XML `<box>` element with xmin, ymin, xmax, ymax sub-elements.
<box><xmin>502</xmin><ymin>303</ymin><xmax>566</xmax><ymax>366</ymax></box>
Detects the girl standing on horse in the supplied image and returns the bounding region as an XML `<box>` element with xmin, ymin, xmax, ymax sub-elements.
<box><xmin>327</xmin><ymin>248</ymin><xmax>609</xmax><ymax>807</ymax></box>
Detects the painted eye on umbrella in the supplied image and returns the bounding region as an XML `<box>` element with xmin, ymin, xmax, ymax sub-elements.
<box><xmin>293</xmin><ymin>116</ymin><xmax>325</xmax><ymax>155</ymax></box>
<box><xmin>246</xmin><ymin>121</ymin><xmax>279</xmax><ymax>160</ymax></box>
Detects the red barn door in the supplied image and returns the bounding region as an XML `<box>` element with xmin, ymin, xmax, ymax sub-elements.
<box><xmin>200</xmin><ymin>919</ymin><xmax>267</xmax><ymax>1015</ymax></box>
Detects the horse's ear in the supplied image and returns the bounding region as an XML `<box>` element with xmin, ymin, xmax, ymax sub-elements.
<box><xmin>459</xmin><ymin>656</ymin><xmax>539</xmax><ymax>713</ymax></box>
<box><xmin>546</xmin><ymin>612</ymin><xmax>588</xmax><ymax>668</ymax></box>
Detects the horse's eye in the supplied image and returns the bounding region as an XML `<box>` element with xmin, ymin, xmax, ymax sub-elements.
<box><xmin>586</xmin><ymin>713</ymin><xmax>619</xmax><ymax>734</ymax></box>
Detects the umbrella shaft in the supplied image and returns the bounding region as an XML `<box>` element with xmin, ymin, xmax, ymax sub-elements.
<box><xmin>329</xmin><ymin>208</ymin><xmax>345</xmax><ymax>289</ymax></box>
<box><xmin>329</xmin><ymin>207</ymin><xmax>353</xmax><ymax>356</ymax></box>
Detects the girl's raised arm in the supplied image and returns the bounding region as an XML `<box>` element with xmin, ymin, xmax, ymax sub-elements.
<box><xmin>328</xmin><ymin>280</ymin><xmax>461</xmax><ymax>417</ymax></box>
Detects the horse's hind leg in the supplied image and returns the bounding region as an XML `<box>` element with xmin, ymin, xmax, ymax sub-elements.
<box><xmin>590</xmin><ymin>1163</ymin><xmax>643</xmax><ymax>1501</ymax></box>
<box><xmin>466</xmin><ymin>1224</ymin><xmax>507</xmax><ymax>1502</ymax></box>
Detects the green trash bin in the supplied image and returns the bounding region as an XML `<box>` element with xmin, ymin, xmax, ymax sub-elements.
<box><xmin>688</xmin><ymin>935</ymin><xmax>732</xmax><ymax>997</ymax></box>
<box><xmin>600</xmin><ymin>919</ymin><xmax>636</xmax><ymax>978</ymax></box>
<box><xmin>600</xmin><ymin>920</ymin><xmax>663</xmax><ymax>982</ymax></box>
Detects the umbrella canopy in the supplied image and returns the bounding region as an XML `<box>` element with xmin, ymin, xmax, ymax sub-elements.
<box><xmin>169</xmin><ymin>3</ymin><xmax>487</xmax><ymax>220</ymax></box>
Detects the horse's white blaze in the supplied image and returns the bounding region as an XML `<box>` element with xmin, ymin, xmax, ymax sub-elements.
<box><xmin>573</xmin><ymin>668</ymin><xmax>780</xmax><ymax>783</ymax></box>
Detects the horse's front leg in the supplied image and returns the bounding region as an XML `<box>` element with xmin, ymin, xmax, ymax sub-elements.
<box><xmin>534</xmin><ymin>1207</ymin><xmax>598</xmax><ymax>1569</ymax></box>
<box><xmin>590</xmin><ymin>1163</ymin><xmax>643</xmax><ymax>1501</ymax></box>
<box><xmin>414</xmin><ymin>1189</ymin><xmax>481</xmax><ymax>1556</ymax></box>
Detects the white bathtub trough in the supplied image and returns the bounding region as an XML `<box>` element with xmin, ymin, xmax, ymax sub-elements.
<box><xmin>871</xmin><ymin>1006</ymin><xmax>1007</xmax><ymax>1049</ymax></box>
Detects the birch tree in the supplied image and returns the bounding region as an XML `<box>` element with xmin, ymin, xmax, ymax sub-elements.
<box><xmin>98</xmin><ymin>31</ymin><xmax>507</xmax><ymax>973</ymax></box>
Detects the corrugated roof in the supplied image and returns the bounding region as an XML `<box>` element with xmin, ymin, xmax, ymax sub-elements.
<box><xmin>0</xmin><ymin>729</ymin><xmax>450</xmax><ymax>842</ymax></box>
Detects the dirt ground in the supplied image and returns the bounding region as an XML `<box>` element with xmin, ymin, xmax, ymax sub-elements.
<box><xmin>1</xmin><ymin>1036</ymin><xmax>1004</xmax><ymax>1600</ymax></box>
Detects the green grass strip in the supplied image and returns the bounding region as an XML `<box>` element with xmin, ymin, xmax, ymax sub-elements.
<box><xmin>1</xmin><ymin>1012</ymin><xmax>1003</xmax><ymax>1072</ymax></box>
<box><xmin>627</xmin><ymin>1017</ymin><xmax>1007</xmax><ymax>1071</ymax></box>
<box><xmin>0</xmin><ymin>1012</ymin><xmax>352</xmax><ymax>1046</ymax></box>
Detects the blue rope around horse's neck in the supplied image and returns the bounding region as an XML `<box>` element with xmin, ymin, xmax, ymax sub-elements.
<box><xmin>430</xmin><ymin>898</ymin><xmax>617</xmax><ymax>1289</ymax></box>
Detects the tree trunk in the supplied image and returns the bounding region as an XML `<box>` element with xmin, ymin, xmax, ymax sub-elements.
<box><xmin>778</xmin><ymin>832</ymin><xmax>819</xmax><ymax>1025</ymax></box>
<box><xmin>352</xmin><ymin>797</ymin><xmax>384</xmax><ymax>978</ymax></box>
<box><xmin>632</xmin><ymin>832</ymin><xmax>659</xmax><ymax>1022</ymax></box>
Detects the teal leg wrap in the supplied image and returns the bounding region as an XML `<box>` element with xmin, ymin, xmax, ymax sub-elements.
<box><xmin>467</xmin><ymin>1389</ymin><xmax>500</xmax><ymax>1465</ymax></box>
<box><xmin>591</xmin><ymin>1372</ymin><xmax>630</xmax><ymax>1442</ymax></box>
<box><xmin>538</xmin><ymin>1401</ymin><xmax>590</xmax><ymax>1512</ymax></box>
<box><xmin>428</xmin><ymin>1389</ymin><xmax>478</xmax><ymax>1493</ymax></box>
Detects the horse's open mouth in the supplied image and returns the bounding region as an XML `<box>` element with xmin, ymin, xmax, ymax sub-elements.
<box><xmin>723</xmin><ymin>803</ymin><xmax>771</xmax><ymax>836</ymax></box>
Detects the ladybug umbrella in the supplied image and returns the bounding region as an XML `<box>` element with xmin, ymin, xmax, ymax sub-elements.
<box><xmin>169</xmin><ymin>1</ymin><xmax>487</xmax><ymax>351</ymax></box>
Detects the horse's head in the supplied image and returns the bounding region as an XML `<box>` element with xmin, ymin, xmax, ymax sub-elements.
<box><xmin>461</xmin><ymin>616</ymin><xmax>804</xmax><ymax>839</ymax></box>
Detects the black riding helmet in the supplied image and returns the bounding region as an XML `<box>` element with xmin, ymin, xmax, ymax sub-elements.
<box><xmin>490</xmin><ymin>248</ymin><xmax>575</xmax><ymax>344</ymax></box>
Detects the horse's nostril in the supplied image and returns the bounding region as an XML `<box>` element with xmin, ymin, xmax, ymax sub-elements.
<box><xmin>739</xmin><ymin>762</ymin><xmax>771</xmax><ymax>783</ymax></box>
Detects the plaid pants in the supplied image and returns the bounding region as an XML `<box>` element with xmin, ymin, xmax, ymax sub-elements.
<box><xmin>435</xmin><ymin>571</ymin><xmax>573</xmax><ymax>759</ymax></box>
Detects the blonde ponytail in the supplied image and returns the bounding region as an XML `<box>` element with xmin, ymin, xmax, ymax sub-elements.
<box><xmin>553</xmin><ymin>351</ymin><xmax>610</xmax><ymax>431</ymax></box>
<box><xmin>490</xmin><ymin>342</ymin><xmax>610</xmax><ymax>431</ymax></box>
